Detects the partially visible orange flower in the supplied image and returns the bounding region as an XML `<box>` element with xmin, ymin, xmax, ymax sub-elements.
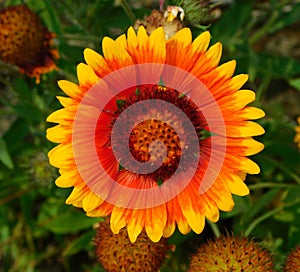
<box><xmin>188</xmin><ymin>235</ymin><xmax>273</xmax><ymax>271</ymax></box>
<box><xmin>284</xmin><ymin>245</ymin><xmax>300</xmax><ymax>272</ymax></box>
<box><xmin>295</xmin><ymin>117</ymin><xmax>300</xmax><ymax>150</ymax></box>
<box><xmin>0</xmin><ymin>5</ymin><xmax>59</xmax><ymax>83</ymax></box>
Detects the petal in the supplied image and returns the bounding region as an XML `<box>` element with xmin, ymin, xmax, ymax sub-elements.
<box><xmin>145</xmin><ymin>205</ymin><xmax>167</xmax><ymax>242</ymax></box>
<box><xmin>149</xmin><ymin>27</ymin><xmax>166</xmax><ymax>63</ymax></box>
<box><xmin>58</xmin><ymin>80</ymin><xmax>83</xmax><ymax>100</ymax></box>
<box><xmin>55</xmin><ymin>168</ymin><xmax>80</xmax><ymax>188</ymax></box>
<box><xmin>217</xmin><ymin>90</ymin><xmax>256</xmax><ymax>111</ymax></box>
<box><xmin>226</xmin><ymin>121</ymin><xmax>265</xmax><ymax>137</ymax></box>
<box><xmin>46</xmin><ymin>106</ymin><xmax>76</xmax><ymax>124</ymax></box>
<box><xmin>230</xmin><ymin>74</ymin><xmax>249</xmax><ymax>90</ymax></box>
<box><xmin>86</xmin><ymin>202</ymin><xmax>114</xmax><ymax>217</ymax></box>
<box><xmin>227</xmin><ymin>175</ymin><xmax>249</xmax><ymax>196</ymax></box>
<box><xmin>205</xmin><ymin>42</ymin><xmax>222</xmax><ymax>67</ymax></box>
<box><xmin>215</xmin><ymin>60</ymin><xmax>236</xmax><ymax>79</ymax></box>
<box><xmin>192</xmin><ymin>31</ymin><xmax>210</xmax><ymax>54</ymax></box>
<box><xmin>204</xmin><ymin>201</ymin><xmax>220</xmax><ymax>223</ymax></box>
<box><xmin>127</xmin><ymin>27</ymin><xmax>138</xmax><ymax>49</ymax></box>
<box><xmin>110</xmin><ymin>207</ymin><xmax>127</xmax><ymax>234</ymax></box>
<box><xmin>102</xmin><ymin>36</ymin><xmax>134</xmax><ymax>69</ymax></box>
<box><xmin>163</xmin><ymin>220</ymin><xmax>176</xmax><ymax>238</ymax></box>
<box><xmin>82</xmin><ymin>192</ymin><xmax>105</xmax><ymax>213</ymax></box>
<box><xmin>226</xmin><ymin>137</ymin><xmax>264</xmax><ymax>156</ymax></box>
<box><xmin>83</xmin><ymin>48</ymin><xmax>111</xmax><ymax>78</ymax></box>
<box><xmin>46</xmin><ymin>124</ymin><xmax>72</xmax><ymax>143</ymax></box>
<box><xmin>137</xmin><ymin>26</ymin><xmax>149</xmax><ymax>45</ymax></box>
<box><xmin>178</xmin><ymin>190</ymin><xmax>205</xmax><ymax>234</ymax></box>
<box><xmin>240</xmin><ymin>107</ymin><xmax>265</xmax><ymax>120</ymax></box>
<box><xmin>177</xmin><ymin>218</ymin><xmax>191</xmax><ymax>235</ymax></box>
<box><xmin>127</xmin><ymin>209</ymin><xmax>145</xmax><ymax>243</ymax></box>
<box><xmin>65</xmin><ymin>185</ymin><xmax>86</xmax><ymax>205</ymax></box>
<box><xmin>225</xmin><ymin>154</ymin><xmax>261</xmax><ymax>174</ymax></box>
<box><xmin>56</xmin><ymin>96</ymin><xmax>77</xmax><ymax>108</ymax></box>
<box><xmin>77</xmin><ymin>63</ymin><xmax>99</xmax><ymax>88</ymax></box>
<box><xmin>115</xmin><ymin>33</ymin><xmax>127</xmax><ymax>48</ymax></box>
<box><xmin>168</xmin><ymin>28</ymin><xmax>192</xmax><ymax>47</ymax></box>
<box><xmin>48</xmin><ymin>143</ymin><xmax>74</xmax><ymax>168</ymax></box>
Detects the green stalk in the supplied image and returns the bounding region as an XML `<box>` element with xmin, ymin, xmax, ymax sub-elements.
<box><xmin>120</xmin><ymin>0</ymin><xmax>136</xmax><ymax>24</ymax></box>
<box><xmin>207</xmin><ymin>221</ymin><xmax>221</xmax><ymax>238</ymax></box>
<box><xmin>244</xmin><ymin>199</ymin><xmax>300</xmax><ymax>237</ymax></box>
<box><xmin>262</xmin><ymin>155</ymin><xmax>300</xmax><ymax>185</ymax></box>
<box><xmin>248</xmin><ymin>182</ymin><xmax>293</xmax><ymax>190</ymax></box>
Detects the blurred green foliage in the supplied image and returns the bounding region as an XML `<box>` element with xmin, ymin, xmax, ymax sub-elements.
<box><xmin>0</xmin><ymin>0</ymin><xmax>300</xmax><ymax>271</ymax></box>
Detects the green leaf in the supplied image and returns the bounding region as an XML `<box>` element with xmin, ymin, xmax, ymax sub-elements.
<box><xmin>28</xmin><ymin>0</ymin><xmax>62</xmax><ymax>34</ymax></box>
<box><xmin>284</xmin><ymin>185</ymin><xmax>300</xmax><ymax>203</ymax></box>
<box><xmin>116</xmin><ymin>99</ymin><xmax>126</xmax><ymax>110</ymax></box>
<box><xmin>3</xmin><ymin>118</ymin><xmax>29</xmax><ymax>154</ymax></box>
<box><xmin>13</xmin><ymin>103</ymin><xmax>43</xmax><ymax>122</ymax></box>
<box><xmin>221</xmin><ymin>195</ymin><xmax>250</xmax><ymax>219</ymax></box>
<box><xmin>289</xmin><ymin>78</ymin><xmax>300</xmax><ymax>91</ymax></box>
<box><xmin>256</xmin><ymin>53</ymin><xmax>300</xmax><ymax>79</ymax></box>
<box><xmin>274</xmin><ymin>211</ymin><xmax>294</xmax><ymax>223</ymax></box>
<box><xmin>63</xmin><ymin>230</ymin><xmax>96</xmax><ymax>256</ymax></box>
<box><xmin>241</xmin><ymin>188</ymin><xmax>280</xmax><ymax>227</ymax></box>
<box><xmin>268</xmin><ymin>4</ymin><xmax>300</xmax><ymax>34</ymax></box>
<box><xmin>210</xmin><ymin>0</ymin><xmax>253</xmax><ymax>46</ymax></box>
<box><xmin>0</xmin><ymin>138</ymin><xmax>14</xmax><ymax>169</ymax></box>
<box><xmin>45</xmin><ymin>211</ymin><xmax>100</xmax><ymax>234</ymax></box>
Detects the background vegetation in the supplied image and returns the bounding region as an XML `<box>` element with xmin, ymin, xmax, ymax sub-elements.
<box><xmin>0</xmin><ymin>0</ymin><xmax>299</xmax><ymax>271</ymax></box>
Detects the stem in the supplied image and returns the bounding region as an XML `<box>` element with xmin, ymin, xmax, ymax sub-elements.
<box><xmin>249</xmin><ymin>10</ymin><xmax>279</xmax><ymax>44</ymax></box>
<box><xmin>262</xmin><ymin>155</ymin><xmax>300</xmax><ymax>185</ymax></box>
<box><xmin>244</xmin><ymin>199</ymin><xmax>300</xmax><ymax>236</ymax></box>
<box><xmin>120</xmin><ymin>0</ymin><xmax>136</xmax><ymax>24</ymax></box>
<box><xmin>0</xmin><ymin>185</ymin><xmax>36</xmax><ymax>205</ymax></box>
<box><xmin>256</xmin><ymin>75</ymin><xmax>271</xmax><ymax>102</ymax></box>
<box><xmin>248</xmin><ymin>182</ymin><xmax>293</xmax><ymax>190</ymax></box>
<box><xmin>207</xmin><ymin>221</ymin><xmax>221</xmax><ymax>238</ymax></box>
<box><xmin>57</xmin><ymin>34</ymin><xmax>101</xmax><ymax>44</ymax></box>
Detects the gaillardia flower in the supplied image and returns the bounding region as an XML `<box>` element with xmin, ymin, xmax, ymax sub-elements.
<box><xmin>47</xmin><ymin>26</ymin><xmax>265</xmax><ymax>243</ymax></box>
<box><xmin>0</xmin><ymin>5</ymin><xmax>59</xmax><ymax>83</ymax></box>
<box><xmin>188</xmin><ymin>235</ymin><xmax>273</xmax><ymax>271</ymax></box>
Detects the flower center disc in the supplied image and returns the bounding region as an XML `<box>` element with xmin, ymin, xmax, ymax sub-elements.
<box><xmin>111</xmin><ymin>84</ymin><xmax>204</xmax><ymax>183</ymax></box>
<box><xmin>129</xmin><ymin>118</ymin><xmax>182</xmax><ymax>181</ymax></box>
<box><xmin>130</xmin><ymin>119</ymin><xmax>182</xmax><ymax>164</ymax></box>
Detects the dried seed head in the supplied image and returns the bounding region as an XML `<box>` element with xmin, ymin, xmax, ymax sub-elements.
<box><xmin>95</xmin><ymin>218</ymin><xmax>170</xmax><ymax>272</ymax></box>
<box><xmin>188</xmin><ymin>235</ymin><xmax>274</xmax><ymax>271</ymax></box>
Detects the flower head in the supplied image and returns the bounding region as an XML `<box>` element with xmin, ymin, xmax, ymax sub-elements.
<box><xmin>284</xmin><ymin>245</ymin><xmax>300</xmax><ymax>272</ymax></box>
<box><xmin>95</xmin><ymin>218</ymin><xmax>170</xmax><ymax>271</ymax></box>
<box><xmin>177</xmin><ymin>0</ymin><xmax>216</xmax><ymax>27</ymax></box>
<box><xmin>294</xmin><ymin>117</ymin><xmax>300</xmax><ymax>150</ymax></box>
<box><xmin>47</xmin><ymin>26</ymin><xmax>265</xmax><ymax>243</ymax></box>
<box><xmin>0</xmin><ymin>5</ymin><xmax>59</xmax><ymax>83</ymax></box>
<box><xmin>188</xmin><ymin>235</ymin><xmax>274</xmax><ymax>271</ymax></box>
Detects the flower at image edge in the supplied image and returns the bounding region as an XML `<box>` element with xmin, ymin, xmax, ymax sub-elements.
<box><xmin>46</xmin><ymin>26</ymin><xmax>265</xmax><ymax>243</ymax></box>
<box><xmin>0</xmin><ymin>5</ymin><xmax>59</xmax><ymax>83</ymax></box>
<box><xmin>294</xmin><ymin>117</ymin><xmax>300</xmax><ymax>150</ymax></box>
<box><xmin>188</xmin><ymin>235</ymin><xmax>273</xmax><ymax>271</ymax></box>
